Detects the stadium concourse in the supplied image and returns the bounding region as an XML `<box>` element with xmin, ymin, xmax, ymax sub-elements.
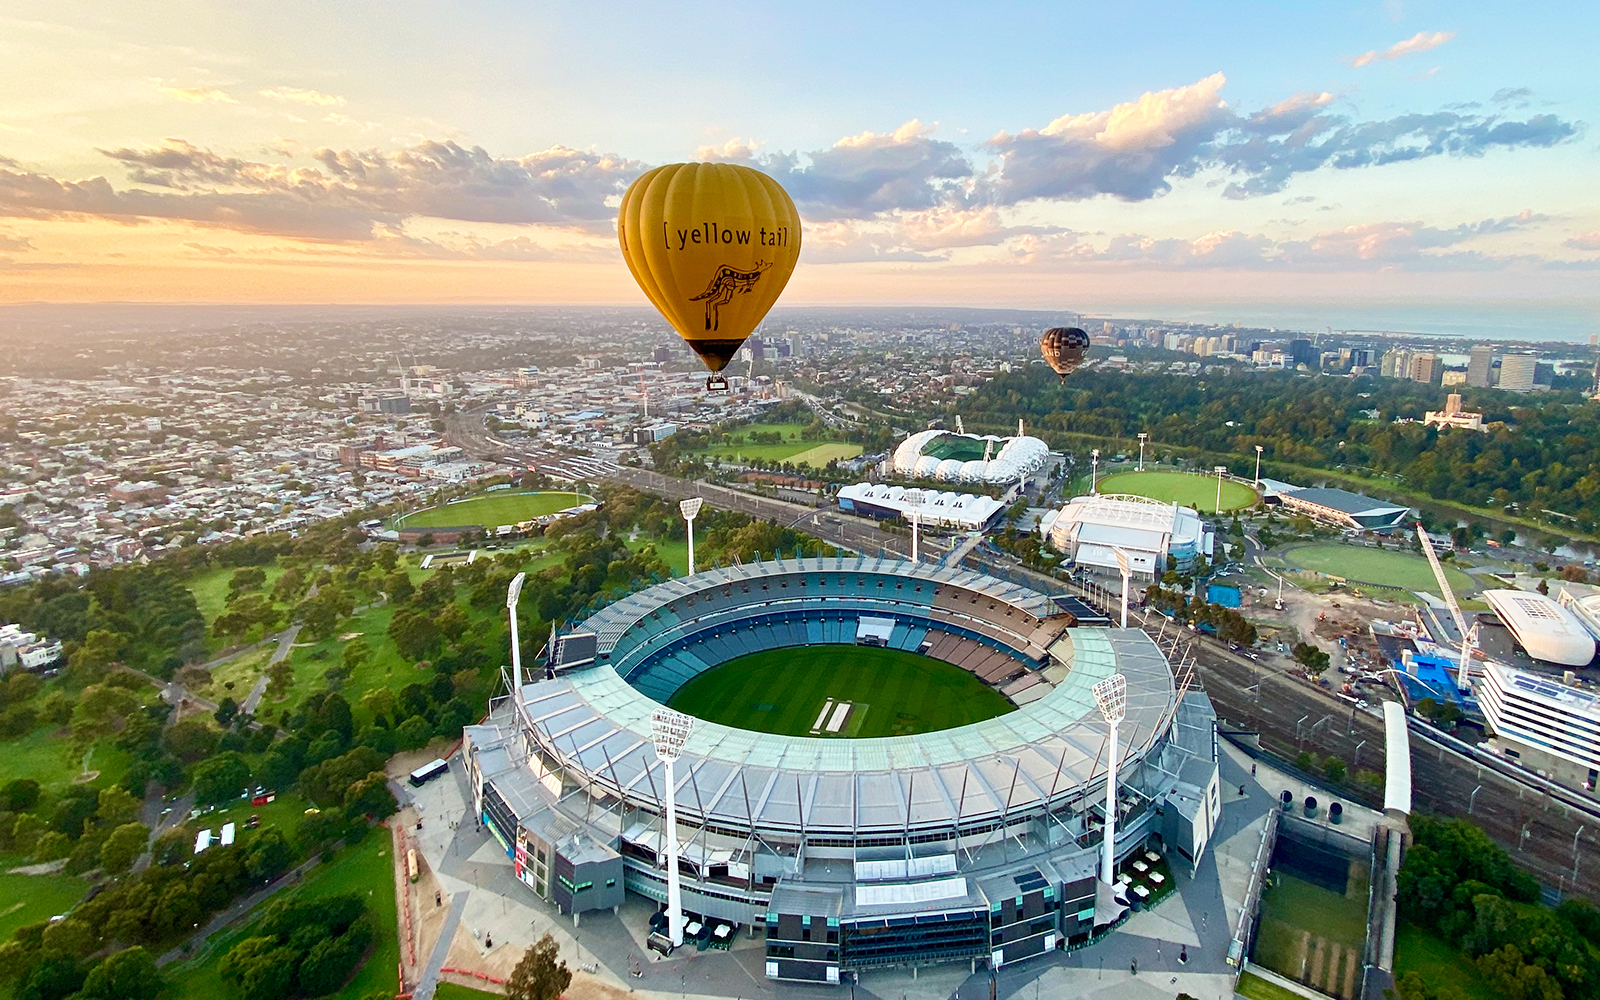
<box><xmin>460</xmin><ymin>555</ymin><xmax>1221</xmax><ymax>984</ymax></box>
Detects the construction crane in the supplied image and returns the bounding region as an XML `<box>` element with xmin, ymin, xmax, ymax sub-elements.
<box><xmin>1416</xmin><ymin>522</ymin><xmax>1474</xmax><ymax>692</ymax></box>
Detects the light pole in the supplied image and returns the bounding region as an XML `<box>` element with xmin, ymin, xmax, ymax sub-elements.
<box><xmin>1137</xmin><ymin>433</ymin><xmax>1148</xmax><ymax>472</ymax></box>
<box><xmin>1093</xmin><ymin>673</ymin><xmax>1127</xmax><ymax>884</ymax></box>
<box><xmin>1214</xmin><ymin>466</ymin><xmax>1227</xmax><ymax>514</ymax></box>
<box><xmin>1352</xmin><ymin>739</ymin><xmax>1366</xmax><ymax>772</ymax></box>
<box><xmin>651</xmin><ymin>708</ymin><xmax>694</xmax><ymax>947</ymax></box>
<box><xmin>507</xmin><ymin>572</ymin><xmax>527</xmax><ymax>700</ymax></box>
<box><xmin>1574</xmin><ymin>826</ymin><xmax>1585</xmax><ymax>884</ymax></box>
<box><xmin>1113</xmin><ymin>547</ymin><xmax>1132</xmax><ymax>629</ymax></box>
<box><xmin>904</xmin><ymin>489</ymin><xmax>924</xmax><ymax>563</ymax></box>
<box><xmin>679</xmin><ymin>498</ymin><xmax>704</xmax><ymax>577</ymax></box>
<box><xmin>1469</xmin><ymin>785</ymin><xmax>1481</xmax><ymax>815</ymax></box>
<box><xmin>1091</xmin><ymin>449</ymin><xmax>1100</xmax><ymax>494</ymax></box>
<box><xmin>1254</xmin><ymin>445</ymin><xmax>1264</xmax><ymax>487</ymax></box>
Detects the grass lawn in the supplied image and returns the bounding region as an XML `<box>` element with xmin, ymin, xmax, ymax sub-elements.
<box><xmin>187</xmin><ymin>564</ymin><xmax>287</xmax><ymax>626</ymax></box>
<box><xmin>0</xmin><ymin>719</ymin><xmax>132</xmax><ymax>800</ymax></box>
<box><xmin>1095</xmin><ymin>470</ymin><xmax>1258</xmax><ymax>511</ymax></box>
<box><xmin>694</xmin><ymin>422</ymin><xmax>862</xmax><ymax>467</ymax></box>
<box><xmin>1236</xmin><ymin>970</ymin><xmax>1307</xmax><ymax>1000</ymax></box>
<box><xmin>0</xmin><ymin>870</ymin><xmax>89</xmax><ymax>941</ymax></box>
<box><xmin>1393</xmin><ymin>921</ymin><xmax>1497</xmax><ymax>1000</ymax></box>
<box><xmin>396</xmin><ymin>491</ymin><xmax>594</xmax><ymax>530</ymax></box>
<box><xmin>668</xmin><ymin>646</ymin><xmax>1015</xmax><ymax>738</ymax></box>
<box><xmin>1253</xmin><ymin>870</ymin><xmax>1367</xmax><ymax>991</ymax></box>
<box><xmin>627</xmin><ymin>537</ymin><xmax>689</xmax><ymax>577</ymax></box>
<box><xmin>196</xmin><ymin>645</ymin><xmax>275</xmax><ymax>705</ymax></box>
<box><xmin>164</xmin><ymin>826</ymin><xmax>399</xmax><ymax>1000</ymax></box>
<box><xmin>1282</xmin><ymin>543</ymin><xmax>1474</xmax><ymax>595</ymax></box>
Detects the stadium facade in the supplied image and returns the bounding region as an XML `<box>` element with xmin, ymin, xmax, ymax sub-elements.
<box><xmin>889</xmin><ymin>429</ymin><xmax>1050</xmax><ymax>486</ymax></box>
<box><xmin>1038</xmin><ymin>494</ymin><xmax>1212</xmax><ymax>579</ymax></box>
<box><xmin>462</xmin><ymin>556</ymin><xmax>1219</xmax><ymax>982</ymax></box>
<box><xmin>836</xmin><ymin>482</ymin><xmax>1007</xmax><ymax>532</ymax></box>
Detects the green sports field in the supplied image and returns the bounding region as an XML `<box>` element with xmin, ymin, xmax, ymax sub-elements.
<box><xmin>667</xmin><ymin>646</ymin><xmax>1014</xmax><ymax>738</ymax></box>
<box><xmin>1095</xmin><ymin>470</ymin><xmax>1258</xmax><ymax>511</ymax></box>
<box><xmin>1282</xmin><ymin>543</ymin><xmax>1474</xmax><ymax>595</ymax></box>
<box><xmin>394</xmin><ymin>490</ymin><xmax>592</xmax><ymax>530</ymax></box>
<box><xmin>693</xmin><ymin>422</ymin><xmax>863</xmax><ymax>468</ymax></box>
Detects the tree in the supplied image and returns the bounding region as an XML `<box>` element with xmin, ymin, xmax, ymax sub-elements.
<box><xmin>214</xmin><ymin>697</ymin><xmax>240</xmax><ymax>728</ymax></box>
<box><xmin>506</xmin><ymin>933</ymin><xmax>571</xmax><ymax>1000</ymax></box>
<box><xmin>359</xmin><ymin>688</ymin><xmax>396</xmax><ymax>725</ymax></box>
<box><xmin>220</xmin><ymin>936</ymin><xmax>294</xmax><ymax>1000</ymax></box>
<box><xmin>69</xmin><ymin>628</ymin><xmax>125</xmax><ymax>683</ymax></box>
<box><xmin>1293</xmin><ymin>642</ymin><xmax>1331</xmax><ymax>674</ymax></box>
<box><xmin>70</xmin><ymin>683</ymin><xmax>143</xmax><ymax>749</ymax></box>
<box><xmin>342</xmin><ymin>637</ymin><xmax>370</xmax><ymax>675</ymax></box>
<box><xmin>1</xmin><ymin>777</ymin><xmax>39</xmax><ymax>812</ymax></box>
<box><xmin>344</xmin><ymin>774</ymin><xmax>398</xmax><ymax>820</ymax></box>
<box><xmin>388</xmin><ymin>609</ymin><xmax>441</xmax><ymax>661</ymax></box>
<box><xmin>435</xmin><ymin>603</ymin><xmax>469</xmax><ymax>642</ymax></box>
<box><xmin>96</xmin><ymin>786</ymin><xmax>142</xmax><ymax>829</ymax></box>
<box><xmin>245</xmin><ymin>826</ymin><xmax>292</xmax><ymax>881</ymax></box>
<box><xmin>163</xmin><ymin>719</ymin><xmax>220</xmax><ymax>763</ymax></box>
<box><xmin>394</xmin><ymin>715</ymin><xmax>431</xmax><ymax>751</ymax></box>
<box><xmin>79</xmin><ymin>945</ymin><xmax>161</xmax><ymax>1000</ymax></box>
<box><xmin>193</xmin><ymin>752</ymin><xmax>253</xmax><ymax>806</ymax></box>
<box><xmin>100</xmin><ymin>822</ymin><xmax>152</xmax><ymax>876</ymax></box>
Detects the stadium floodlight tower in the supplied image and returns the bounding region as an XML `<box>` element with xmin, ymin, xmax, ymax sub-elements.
<box><xmin>1091</xmin><ymin>449</ymin><xmax>1100</xmax><ymax>493</ymax></box>
<box><xmin>1112</xmin><ymin>547</ymin><xmax>1132</xmax><ymax>628</ymax></box>
<box><xmin>507</xmin><ymin>571</ymin><xmax>527</xmax><ymax>707</ymax></box>
<box><xmin>1092</xmin><ymin>673</ymin><xmax>1128</xmax><ymax>884</ymax></box>
<box><xmin>1214</xmin><ymin>466</ymin><xmax>1228</xmax><ymax>514</ymax></box>
<box><xmin>679</xmin><ymin>497</ymin><xmax>705</xmax><ymax>577</ymax></box>
<box><xmin>1254</xmin><ymin>445</ymin><xmax>1264</xmax><ymax>487</ymax></box>
<box><xmin>903</xmin><ymin>489</ymin><xmax>925</xmax><ymax>562</ymax></box>
<box><xmin>1137</xmin><ymin>432</ymin><xmax>1148</xmax><ymax>472</ymax></box>
<box><xmin>651</xmin><ymin>708</ymin><xmax>694</xmax><ymax>947</ymax></box>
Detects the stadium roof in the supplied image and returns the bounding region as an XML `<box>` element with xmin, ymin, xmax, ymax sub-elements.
<box><xmin>1482</xmin><ymin>589</ymin><xmax>1597</xmax><ymax>666</ymax></box>
<box><xmin>511</xmin><ymin>626</ymin><xmax>1175</xmax><ymax>837</ymax></box>
<box><xmin>1281</xmin><ymin>487</ymin><xmax>1408</xmax><ymax>517</ymax></box>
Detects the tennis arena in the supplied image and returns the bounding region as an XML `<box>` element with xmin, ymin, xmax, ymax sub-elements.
<box><xmin>463</xmin><ymin>556</ymin><xmax>1220</xmax><ymax>982</ymax></box>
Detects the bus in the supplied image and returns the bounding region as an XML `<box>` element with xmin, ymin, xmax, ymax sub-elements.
<box><xmin>409</xmin><ymin>758</ymin><xmax>449</xmax><ymax>786</ymax></box>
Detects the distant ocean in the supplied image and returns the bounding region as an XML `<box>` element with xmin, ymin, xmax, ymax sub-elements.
<box><xmin>1094</xmin><ymin>301</ymin><xmax>1600</xmax><ymax>346</ymax></box>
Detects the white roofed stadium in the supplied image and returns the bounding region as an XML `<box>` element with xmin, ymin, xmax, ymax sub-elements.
<box><xmin>890</xmin><ymin>429</ymin><xmax>1050</xmax><ymax>485</ymax></box>
<box><xmin>461</xmin><ymin>555</ymin><xmax>1219</xmax><ymax>982</ymax></box>
<box><xmin>1038</xmin><ymin>494</ymin><xmax>1213</xmax><ymax>578</ymax></box>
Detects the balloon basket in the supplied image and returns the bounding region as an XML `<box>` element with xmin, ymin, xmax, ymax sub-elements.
<box><xmin>706</xmin><ymin>375</ymin><xmax>729</xmax><ymax>392</ymax></box>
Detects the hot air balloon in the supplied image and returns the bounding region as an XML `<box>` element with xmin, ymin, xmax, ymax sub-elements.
<box><xmin>618</xmin><ymin>163</ymin><xmax>803</xmax><ymax>390</ymax></box>
<box><xmin>1040</xmin><ymin>327</ymin><xmax>1091</xmax><ymax>382</ymax></box>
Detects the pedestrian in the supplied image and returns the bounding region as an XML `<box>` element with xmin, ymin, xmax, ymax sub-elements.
<box><xmin>1251</xmin><ymin>763</ymin><xmax>1256</xmax><ymax>777</ymax></box>
<box><xmin>436</xmin><ymin>891</ymin><xmax>442</xmax><ymax>907</ymax></box>
<box><xmin>486</xmin><ymin>933</ymin><xmax>493</xmax><ymax>948</ymax></box>
<box><xmin>1131</xmin><ymin>958</ymin><xmax>1138</xmax><ymax>976</ymax></box>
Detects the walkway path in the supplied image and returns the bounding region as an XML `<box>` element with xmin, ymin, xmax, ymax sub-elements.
<box><xmin>243</xmin><ymin>624</ymin><xmax>300</xmax><ymax>716</ymax></box>
<box><xmin>412</xmin><ymin>890</ymin><xmax>469</xmax><ymax>1000</ymax></box>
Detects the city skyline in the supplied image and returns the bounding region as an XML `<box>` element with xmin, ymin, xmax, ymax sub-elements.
<box><xmin>0</xmin><ymin>1</ymin><xmax>1596</xmax><ymax>338</ymax></box>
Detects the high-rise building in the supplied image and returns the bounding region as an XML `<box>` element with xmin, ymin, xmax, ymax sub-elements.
<box><xmin>1467</xmin><ymin>345</ymin><xmax>1494</xmax><ymax>387</ymax></box>
<box><xmin>1499</xmin><ymin>352</ymin><xmax>1540</xmax><ymax>392</ymax></box>
<box><xmin>1410</xmin><ymin>354</ymin><xmax>1441</xmax><ymax>384</ymax></box>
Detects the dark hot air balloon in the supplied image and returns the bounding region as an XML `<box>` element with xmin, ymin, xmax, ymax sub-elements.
<box><xmin>1041</xmin><ymin>327</ymin><xmax>1090</xmax><ymax>381</ymax></box>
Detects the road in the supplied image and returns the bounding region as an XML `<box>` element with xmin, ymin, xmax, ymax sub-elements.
<box><xmin>448</xmin><ymin>405</ymin><xmax>1600</xmax><ymax>898</ymax></box>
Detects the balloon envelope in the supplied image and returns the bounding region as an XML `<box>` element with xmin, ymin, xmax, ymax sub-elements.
<box><xmin>1041</xmin><ymin>327</ymin><xmax>1091</xmax><ymax>380</ymax></box>
<box><xmin>618</xmin><ymin>162</ymin><xmax>802</xmax><ymax>376</ymax></box>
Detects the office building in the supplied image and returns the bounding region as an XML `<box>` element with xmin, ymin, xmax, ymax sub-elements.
<box><xmin>1467</xmin><ymin>345</ymin><xmax>1494</xmax><ymax>388</ymax></box>
<box><xmin>1478</xmin><ymin>661</ymin><xmax>1600</xmax><ymax>791</ymax></box>
<box><xmin>1499</xmin><ymin>352</ymin><xmax>1539</xmax><ymax>392</ymax></box>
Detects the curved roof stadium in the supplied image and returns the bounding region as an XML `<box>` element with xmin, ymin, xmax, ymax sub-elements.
<box><xmin>1041</xmin><ymin>494</ymin><xmax>1210</xmax><ymax>577</ymax></box>
<box><xmin>462</xmin><ymin>556</ymin><xmax>1219</xmax><ymax>981</ymax></box>
<box><xmin>890</xmin><ymin>429</ymin><xmax>1050</xmax><ymax>485</ymax></box>
<box><xmin>1482</xmin><ymin>589</ymin><xmax>1596</xmax><ymax>667</ymax></box>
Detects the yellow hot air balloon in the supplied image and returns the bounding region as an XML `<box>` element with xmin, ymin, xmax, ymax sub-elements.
<box><xmin>618</xmin><ymin>162</ymin><xmax>802</xmax><ymax>390</ymax></box>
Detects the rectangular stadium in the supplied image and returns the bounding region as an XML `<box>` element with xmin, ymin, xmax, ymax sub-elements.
<box><xmin>461</xmin><ymin>555</ymin><xmax>1220</xmax><ymax>983</ymax></box>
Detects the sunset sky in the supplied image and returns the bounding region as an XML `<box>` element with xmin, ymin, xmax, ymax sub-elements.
<box><xmin>1</xmin><ymin>1</ymin><xmax>1596</xmax><ymax>330</ymax></box>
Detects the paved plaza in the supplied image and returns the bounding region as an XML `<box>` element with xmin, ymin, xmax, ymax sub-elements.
<box><xmin>389</xmin><ymin>742</ymin><xmax>1289</xmax><ymax>1000</ymax></box>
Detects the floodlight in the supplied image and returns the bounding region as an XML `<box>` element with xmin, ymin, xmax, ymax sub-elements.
<box><xmin>506</xmin><ymin>571</ymin><xmax>526</xmax><ymax>610</ymax></box>
<box><xmin>651</xmin><ymin>708</ymin><xmax>694</xmax><ymax>761</ymax></box>
<box><xmin>679</xmin><ymin>497</ymin><xmax>704</xmax><ymax>521</ymax></box>
<box><xmin>1092</xmin><ymin>673</ymin><xmax>1127</xmax><ymax>724</ymax></box>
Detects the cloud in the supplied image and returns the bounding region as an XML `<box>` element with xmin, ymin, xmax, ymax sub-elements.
<box><xmin>323</xmin><ymin>113</ymin><xmax>379</xmax><ymax>131</ymax></box>
<box><xmin>738</xmin><ymin>120</ymin><xmax>973</xmax><ymax>220</ymax></box>
<box><xmin>0</xmin><ymin>230</ymin><xmax>33</xmax><ymax>251</ymax></box>
<box><xmin>0</xmin><ymin>138</ymin><xmax>644</xmax><ymax>241</ymax></box>
<box><xmin>981</xmin><ymin>74</ymin><xmax>1578</xmax><ymax>204</ymax></box>
<box><xmin>1004</xmin><ymin>211</ymin><xmax>1544</xmax><ymax>272</ymax></box>
<box><xmin>181</xmin><ymin>242</ymin><xmax>237</xmax><ymax>256</ymax></box>
<box><xmin>160</xmin><ymin>86</ymin><xmax>237</xmax><ymax>104</ymax></box>
<box><xmin>260</xmin><ymin>87</ymin><xmax>345</xmax><ymax>107</ymax></box>
<box><xmin>1350</xmin><ymin>30</ymin><xmax>1455</xmax><ymax>67</ymax></box>
<box><xmin>1566</xmin><ymin>231</ymin><xmax>1600</xmax><ymax>251</ymax></box>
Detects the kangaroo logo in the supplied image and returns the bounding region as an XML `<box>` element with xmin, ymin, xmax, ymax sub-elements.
<box><xmin>689</xmin><ymin>260</ymin><xmax>772</xmax><ymax>331</ymax></box>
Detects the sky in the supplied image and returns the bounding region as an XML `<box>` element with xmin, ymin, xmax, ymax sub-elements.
<box><xmin>0</xmin><ymin>1</ymin><xmax>1597</xmax><ymax>335</ymax></box>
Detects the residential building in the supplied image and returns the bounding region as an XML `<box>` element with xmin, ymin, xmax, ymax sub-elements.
<box><xmin>1467</xmin><ymin>345</ymin><xmax>1494</xmax><ymax>388</ymax></box>
<box><xmin>1499</xmin><ymin>352</ymin><xmax>1540</xmax><ymax>392</ymax></box>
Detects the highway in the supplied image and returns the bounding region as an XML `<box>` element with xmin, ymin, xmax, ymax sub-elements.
<box><xmin>446</xmin><ymin>406</ymin><xmax>1600</xmax><ymax>899</ymax></box>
